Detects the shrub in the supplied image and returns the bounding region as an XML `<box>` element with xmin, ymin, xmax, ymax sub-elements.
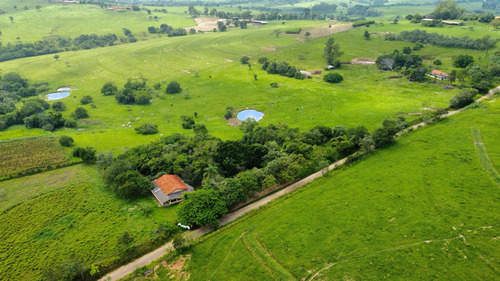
<box><xmin>353</xmin><ymin>20</ymin><xmax>375</xmax><ymax>27</ymax></box>
<box><xmin>52</xmin><ymin>101</ymin><xmax>66</xmax><ymax>111</ymax></box>
<box><xmin>42</xmin><ymin>124</ymin><xmax>54</xmax><ymax>132</ymax></box>
<box><xmin>449</xmin><ymin>88</ymin><xmax>478</xmax><ymax>109</ymax></box>
<box><xmin>324</xmin><ymin>72</ymin><xmax>343</xmax><ymax>83</ymax></box>
<box><xmin>0</xmin><ymin>120</ymin><xmax>6</xmax><ymax>131</ymax></box>
<box><xmin>72</xmin><ymin>146</ymin><xmax>97</xmax><ymax>164</ymax></box>
<box><xmin>224</xmin><ymin>110</ymin><xmax>233</xmax><ymax>120</ymax></box>
<box><xmin>135</xmin><ymin>123</ymin><xmax>159</xmax><ymax>135</ymax></box>
<box><xmin>166</xmin><ymin>81</ymin><xmax>182</xmax><ymax>94</ymax></box>
<box><xmin>181</xmin><ymin>115</ymin><xmax>195</xmax><ymax>129</ymax></box>
<box><xmin>101</xmin><ymin>82</ymin><xmax>118</xmax><ymax>96</ymax></box>
<box><xmin>270</xmin><ymin>82</ymin><xmax>278</xmax><ymax>88</ymax></box>
<box><xmin>64</xmin><ymin>119</ymin><xmax>77</xmax><ymax>128</ymax></box>
<box><xmin>240</xmin><ymin>56</ymin><xmax>250</xmax><ymax>64</ymax></box>
<box><xmin>59</xmin><ymin>136</ymin><xmax>74</xmax><ymax>147</ymax></box>
<box><xmin>80</xmin><ymin>95</ymin><xmax>93</xmax><ymax>105</ymax></box>
<box><xmin>453</xmin><ymin>54</ymin><xmax>474</xmax><ymax>68</ymax></box>
<box><xmin>71</xmin><ymin>107</ymin><xmax>89</xmax><ymax>119</ymax></box>
<box><xmin>433</xmin><ymin>59</ymin><xmax>442</xmax><ymax>65</ymax></box>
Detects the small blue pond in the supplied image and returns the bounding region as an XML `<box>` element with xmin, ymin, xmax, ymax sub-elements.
<box><xmin>46</xmin><ymin>92</ymin><xmax>70</xmax><ymax>101</ymax></box>
<box><xmin>45</xmin><ymin>87</ymin><xmax>72</xmax><ymax>100</ymax></box>
<box><xmin>237</xmin><ymin>110</ymin><xmax>264</xmax><ymax>121</ymax></box>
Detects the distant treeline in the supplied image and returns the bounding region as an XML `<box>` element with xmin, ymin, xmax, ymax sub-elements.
<box><xmin>387</xmin><ymin>30</ymin><xmax>496</xmax><ymax>50</ymax></box>
<box><xmin>0</xmin><ymin>33</ymin><xmax>118</xmax><ymax>62</ymax></box>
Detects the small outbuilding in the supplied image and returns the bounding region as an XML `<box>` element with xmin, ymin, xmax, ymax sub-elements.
<box><xmin>151</xmin><ymin>175</ymin><xmax>194</xmax><ymax>206</ymax></box>
<box><xmin>428</xmin><ymin>70</ymin><xmax>449</xmax><ymax>81</ymax></box>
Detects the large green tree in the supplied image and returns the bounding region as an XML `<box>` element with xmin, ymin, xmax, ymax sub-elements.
<box><xmin>177</xmin><ymin>189</ymin><xmax>227</xmax><ymax>227</ymax></box>
<box><xmin>323</xmin><ymin>37</ymin><xmax>343</xmax><ymax>68</ymax></box>
<box><xmin>431</xmin><ymin>0</ymin><xmax>464</xmax><ymax>20</ymax></box>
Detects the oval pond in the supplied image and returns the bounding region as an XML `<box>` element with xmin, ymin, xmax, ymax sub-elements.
<box><xmin>237</xmin><ymin>110</ymin><xmax>264</xmax><ymax>121</ymax></box>
<box><xmin>46</xmin><ymin>92</ymin><xmax>70</xmax><ymax>101</ymax></box>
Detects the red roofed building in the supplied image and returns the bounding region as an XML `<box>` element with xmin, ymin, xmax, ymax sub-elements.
<box><xmin>428</xmin><ymin>69</ymin><xmax>449</xmax><ymax>81</ymax></box>
<box><xmin>151</xmin><ymin>175</ymin><xmax>194</xmax><ymax>206</ymax></box>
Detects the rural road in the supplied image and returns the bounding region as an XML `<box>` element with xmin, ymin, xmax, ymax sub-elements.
<box><xmin>99</xmin><ymin>157</ymin><xmax>347</xmax><ymax>281</ymax></box>
<box><xmin>99</xmin><ymin>85</ymin><xmax>499</xmax><ymax>281</ymax></box>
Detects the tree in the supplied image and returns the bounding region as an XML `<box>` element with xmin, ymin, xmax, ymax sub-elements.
<box><xmin>433</xmin><ymin>59</ymin><xmax>442</xmax><ymax>65</ymax></box>
<box><xmin>135</xmin><ymin>123</ymin><xmax>158</xmax><ymax>135</ymax></box>
<box><xmin>131</xmin><ymin>5</ymin><xmax>140</xmax><ymax>11</ymax></box>
<box><xmin>376</xmin><ymin>55</ymin><xmax>395</xmax><ymax>70</ymax></box>
<box><xmin>177</xmin><ymin>188</ymin><xmax>227</xmax><ymax>227</ymax></box>
<box><xmin>71</xmin><ymin>107</ymin><xmax>88</xmax><ymax>119</ymax></box>
<box><xmin>80</xmin><ymin>95</ymin><xmax>93</xmax><ymax>105</ymax></box>
<box><xmin>407</xmin><ymin>67</ymin><xmax>428</xmax><ymax>82</ymax></box>
<box><xmin>166</xmin><ymin>81</ymin><xmax>182</xmax><ymax>94</ymax></box>
<box><xmin>371</xmin><ymin>127</ymin><xmax>395</xmax><ymax>148</ymax></box>
<box><xmin>431</xmin><ymin>0</ymin><xmax>464</xmax><ymax>20</ymax></box>
<box><xmin>323</xmin><ymin>37</ymin><xmax>343</xmax><ymax>67</ymax></box>
<box><xmin>449</xmin><ymin>69</ymin><xmax>457</xmax><ymax>85</ymax></box>
<box><xmin>402</xmin><ymin>47</ymin><xmax>412</xmax><ymax>54</ymax></box>
<box><xmin>449</xmin><ymin>88</ymin><xmax>478</xmax><ymax>109</ymax></box>
<box><xmin>272</xmin><ymin>29</ymin><xmax>282</xmax><ymax>38</ymax></box>
<box><xmin>52</xmin><ymin>101</ymin><xmax>66</xmax><ymax>111</ymax></box>
<box><xmin>364</xmin><ymin>30</ymin><xmax>370</xmax><ymax>40</ymax></box>
<box><xmin>101</xmin><ymin>82</ymin><xmax>118</xmax><ymax>96</ymax></box>
<box><xmin>172</xmin><ymin>234</ymin><xmax>185</xmax><ymax>251</ymax></box>
<box><xmin>324</xmin><ymin>72</ymin><xmax>343</xmax><ymax>83</ymax></box>
<box><xmin>59</xmin><ymin>136</ymin><xmax>74</xmax><ymax>147</ymax></box>
<box><xmin>305</xmin><ymin>31</ymin><xmax>311</xmax><ymax>37</ymax></box>
<box><xmin>72</xmin><ymin>146</ymin><xmax>97</xmax><ymax>164</ymax></box>
<box><xmin>217</xmin><ymin>21</ymin><xmax>227</xmax><ymax>32</ymax></box>
<box><xmin>240</xmin><ymin>56</ymin><xmax>250</xmax><ymax>64</ymax></box>
<box><xmin>453</xmin><ymin>54</ymin><xmax>474</xmax><ymax>68</ymax></box>
<box><xmin>181</xmin><ymin>115</ymin><xmax>195</xmax><ymax>129</ymax></box>
<box><xmin>53</xmin><ymin>54</ymin><xmax>59</xmax><ymax>60</ymax></box>
<box><xmin>9</xmin><ymin>16</ymin><xmax>13</xmax><ymax>23</ymax></box>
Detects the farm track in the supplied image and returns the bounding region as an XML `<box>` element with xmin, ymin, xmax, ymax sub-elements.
<box><xmin>100</xmin><ymin>85</ymin><xmax>499</xmax><ymax>281</ymax></box>
<box><xmin>472</xmin><ymin>127</ymin><xmax>500</xmax><ymax>185</ymax></box>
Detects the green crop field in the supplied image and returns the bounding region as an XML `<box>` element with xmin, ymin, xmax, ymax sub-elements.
<box><xmin>155</xmin><ymin>98</ymin><xmax>499</xmax><ymax>280</ymax></box>
<box><xmin>0</xmin><ymin>164</ymin><xmax>178</xmax><ymax>280</ymax></box>
<box><xmin>0</xmin><ymin>135</ymin><xmax>74</xmax><ymax>179</ymax></box>
<box><xmin>1</xmin><ymin>19</ymin><xmax>495</xmax><ymax>154</ymax></box>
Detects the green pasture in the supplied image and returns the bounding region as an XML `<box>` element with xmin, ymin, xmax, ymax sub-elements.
<box><xmin>0</xmin><ymin>2</ymin><xmax>195</xmax><ymax>43</ymax></box>
<box><xmin>182</xmin><ymin>98</ymin><xmax>500</xmax><ymax>280</ymax></box>
<box><xmin>1</xmin><ymin>20</ymin><xmax>495</xmax><ymax>153</ymax></box>
<box><xmin>0</xmin><ymin>164</ymin><xmax>178</xmax><ymax>280</ymax></box>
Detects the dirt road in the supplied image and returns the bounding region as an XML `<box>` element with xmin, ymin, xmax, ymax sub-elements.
<box><xmin>99</xmin><ymin>86</ymin><xmax>499</xmax><ymax>281</ymax></box>
<box><xmin>99</xmin><ymin>157</ymin><xmax>347</xmax><ymax>281</ymax></box>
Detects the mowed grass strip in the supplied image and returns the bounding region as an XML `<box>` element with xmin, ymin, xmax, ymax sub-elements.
<box><xmin>184</xmin><ymin>101</ymin><xmax>500</xmax><ymax>280</ymax></box>
<box><xmin>0</xmin><ymin>136</ymin><xmax>69</xmax><ymax>178</ymax></box>
<box><xmin>472</xmin><ymin>127</ymin><xmax>500</xmax><ymax>185</ymax></box>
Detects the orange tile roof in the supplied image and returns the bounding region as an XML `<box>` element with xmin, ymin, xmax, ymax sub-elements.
<box><xmin>431</xmin><ymin>70</ymin><xmax>447</xmax><ymax>76</ymax></box>
<box><xmin>154</xmin><ymin>175</ymin><xmax>188</xmax><ymax>195</ymax></box>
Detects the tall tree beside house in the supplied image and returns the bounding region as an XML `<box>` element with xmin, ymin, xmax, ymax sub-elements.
<box><xmin>323</xmin><ymin>37</ymin><xmax>343</xmax><ymax>68</ymax></box>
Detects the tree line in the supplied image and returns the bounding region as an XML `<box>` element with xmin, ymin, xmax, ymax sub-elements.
<box><xmin>0</xmin><ymin>34</ymin><xmax>118</xmax><ymax>62</ymax></box>
<box><xmin>387</xmin><ymin>30</ymin><xmax>496</xmax><ymax>50</ymax></box>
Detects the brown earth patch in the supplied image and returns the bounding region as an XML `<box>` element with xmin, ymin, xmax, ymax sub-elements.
<box><xmin>296</xmin><ymin>36</ymin><xmax>307</xmax><ymax>42</ymax></box>
<box><xmin>300</xmin><ymin>23</ymin><xmax>353</xmax><ymax>39</ymax></box>
<box><xmin>227</xmin><ymin>117</ymin><xmax>241</xmax><ymax>126</ymax></box>
<box><xmin>225</xmin><ymin>58</ymin><xmax>233</xmax><ymax>62</ymax></box>
<box><xmin>261</xmin><ymin>46</ymin><xmax>277</xmax><ymax>51</ymax></box>
<box><xmin>351</xmin><ymin>58</ymin><xmax>376</xmax><ymax>65</ymax></box>
<box><xmin>185</xmin><ymin>17</ymin><xmax>221</xmax><ymax>32</ymax></box>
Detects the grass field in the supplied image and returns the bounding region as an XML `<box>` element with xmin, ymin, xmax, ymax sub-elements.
<box><xmin>0</xmin><ymin>164</ymin><xmax>178</xmax><ymax>280</ymax></box>
<box><xmin>1</xmin><ymin>20</ymin><xmax>495</xmax><ymax>154</ymax></box>
<box><xmin>158</xmin><ymin>98</ymin><xmax>500</xmax><ymax>280</ymax></box>
<box><xmin>0</xmin><ymin>135</ymin><xmax>75</xmax><ymax>179</ymax></box>
<box><xmin>0</xmin><ymin>2</ymin><xmax>195</xmax><ymax>43</ymax></box>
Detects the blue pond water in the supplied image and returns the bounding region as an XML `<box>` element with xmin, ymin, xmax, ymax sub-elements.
<box><xmin>237</xmin><ymin>110</ymin><xmax>264</xmax><ymax>121</ymax></box>
<box><xmin>46</xmin><ymin>92</ymin><xmax>70</xmax><ymax>101</ymax></box>
<box><xmin>57</xmin><ymin>87</ymin><xmax>71</xmax><ymax>92</ymax></box>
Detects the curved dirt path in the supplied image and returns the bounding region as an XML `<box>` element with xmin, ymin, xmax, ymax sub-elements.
<box><xmin>99</xmin><ymin>158</ymin><xmax>347</xmax><ymax>281</ymax></box>
<box><xmin>99</xmin><ymin>86</ymin><xmax>498</xmax><ymax>281</ymax></box>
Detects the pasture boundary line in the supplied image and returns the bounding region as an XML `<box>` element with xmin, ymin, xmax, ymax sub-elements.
<box><xmin>207</xmin><ymin>231</ymin><xmax>246</xmax><ymax>281</ymax></box>
<box><xmin>472</xmin><ymin>127</ymin><xmax>500</xmax><ymax>186</ymax></box>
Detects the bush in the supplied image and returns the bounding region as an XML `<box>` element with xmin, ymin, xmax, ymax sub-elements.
<box><xmin>71</xmin><ymin>107</ymin><xmax>89</xmax><ymax>119</ymax></box>
<box><xmin>0</xmin><ymin>120</ymin><xmax>6</xmax><ymax>131</ymax></box>
<box><xmin>181</xmin><ymin>115</ymin><xmax>195</xmax><ymax>129</ymax></box>
<box><xmin>64</xmin><ymin>119</ymin><xmax>77</xmax><ymax>128</ymax></box>
<box><xmin>59</xmin><ymin>136</ymin><xmax>74</xmax><ymax>147</ymax></box>
<box><xmin>80</xmin><ymin>95</ymin><xmax>93</xmax><ymax>105</ymax></box>
<box><xmin>72</xmin><ymin>146</ymin><xmax>97</xmax><ymax>164</ymax></box>
<box><xmin>270</xmin><ymin>82</ymin><xmax>278</xmax><ymax>88</ymax></box>
<box><xmin>52</xmin><ymin>101</ymin><xmax>66</xmax><ymax>111</ymax></box>
<box><xmin>433</xmin><ymin>59</ymin><xmax>442</xmax><ymax>65</ymax></box>
<box><xmin>449</xmin><ymin>88</ymin><xmax>478</xmax><ymax>109</ymax></box>
<box><xmin>166</xmin><ymin>81</ymin><xmax>182</xmax><ymax>94</ymax></box>
<box><xmin>453</xmin><ymin>54</ymin><xmax>474</xmax><ymax>68</ymax></box>
<box><xmin>135</xmin><ymin>123</ymin><xmax>159</xmax><ymax>135</ymax></box>
<box><xmin>353</xmin><ymin>20</ymin><xmax>375</xmax><ymax>27</ymax></box>
<box><xmin>324</xmin><ymin>72</ymin><xmax>343</xmax><ymax>83</ymax></box>
<box><xmin>101</xmin><ymin>82</ymin><xmax>118</xmax><ymax>96</ymax></box>
<box><xmin>240</xmin><ymin>56</ymin><xmax>250</xmax><ymax>64</ymax></box>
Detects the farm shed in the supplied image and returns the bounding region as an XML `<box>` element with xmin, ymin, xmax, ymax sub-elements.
<box><xmin>151</xmin><ymin>175</ymin><xmax>194</xmax><ymax>206</ymax></box>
